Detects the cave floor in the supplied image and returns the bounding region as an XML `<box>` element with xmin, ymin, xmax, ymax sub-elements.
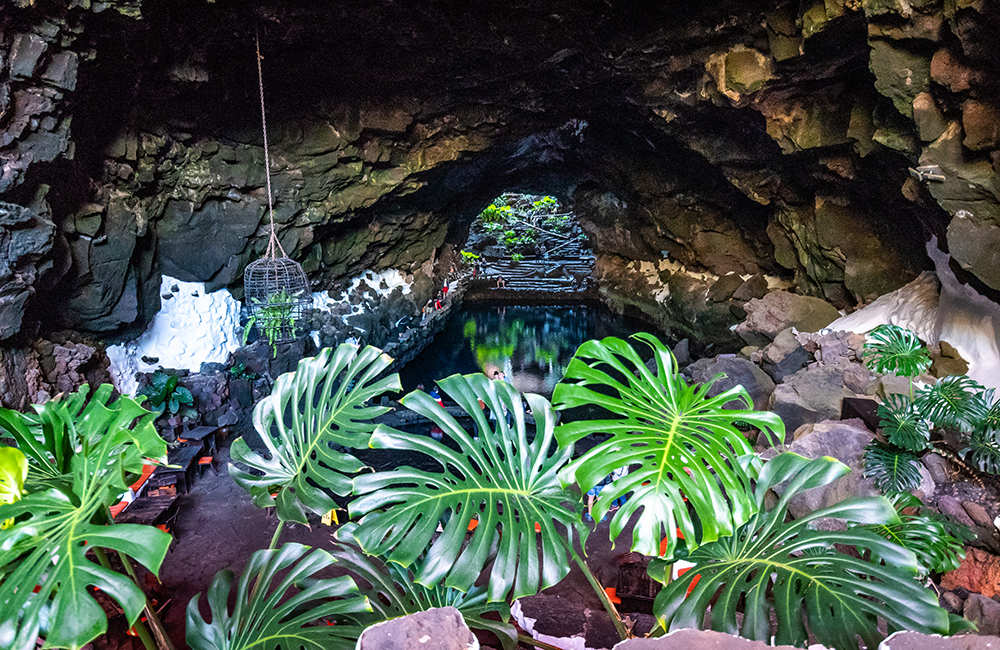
<box><xmin>106</xmin><ymin>444</ymin><xmax>643</xmax><ymax>650</ymax></box>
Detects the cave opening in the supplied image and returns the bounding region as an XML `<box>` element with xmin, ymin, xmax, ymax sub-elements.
<box><xmin>461</xmin><ymin>192</ymin><xmax>595</xmax><ymax>298</ymax></box>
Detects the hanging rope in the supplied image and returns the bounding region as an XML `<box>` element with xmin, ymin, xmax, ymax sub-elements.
<box><xmin>255</xmin><ymin>31</ymin><xmax>285</xmax><ymax>260</ymax></box>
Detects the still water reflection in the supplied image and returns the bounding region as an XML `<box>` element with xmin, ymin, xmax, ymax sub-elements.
<box><xmin>399</xmin><ymin>304</ymin><xmax>664</xmax><ymax>397</ymax></box>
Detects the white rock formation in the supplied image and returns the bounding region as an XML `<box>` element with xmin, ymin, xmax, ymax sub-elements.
<box><xmin>828</xmin><ymin>238</ymin><xmax>1000</xmax><ymax>390</ymax></box>
<box><xmin>107</xmin><ymin>276</ymin><xmax>242</xmax><ymax>396</ymax></box>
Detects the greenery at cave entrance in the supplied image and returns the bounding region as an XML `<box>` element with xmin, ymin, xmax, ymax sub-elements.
<box><xmin>466</xmin><ymin>193</ymin><xmax>587</xmax><ymax>263</ymax></box>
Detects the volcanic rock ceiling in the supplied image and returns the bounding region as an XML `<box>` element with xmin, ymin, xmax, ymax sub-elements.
<box><xmin>1</xmin><ymin>0</ymin><xmax>998</xmax><ymax>347</ymax></box>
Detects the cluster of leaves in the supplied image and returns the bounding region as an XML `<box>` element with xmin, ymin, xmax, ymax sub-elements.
<box><xmin>227</xmin><ymin>362</ymin><xmax>259</xmax><ymax>381</ymax></box>
<box><xmin>862</xmin><ymin>324</ymin><xmax>1000</xmax><ymax>491</ymax></box>
<box><xmin>0</xmin><ymin>385</ymin><xmax>171</xmax><ymax>650</ymax></box>
<box><xmin>138</xmin><ymin>369</ymin><xmax>194</xmax><ymax>418</ymax></box>
<box><xmin>1</xmin><ymin>333</ymin><xmax>968</xmax><ymax>650</ymax></box>
<box><xmin>478</xmin><ymin>201</ymin><xmax>513</xmax><ymax>224</ymax></box>
<box><xmin>501</xmin><ymin>227</ymin><xmax>536</xmax><ymax>254</ymax></box>
<box><xmin>459</xmin><ymin>249</ymin><xmax>480</xmax><ymax>260</ymax></box>
<box><xmin>204</xmin><ymin>335</ymin><xmax>964</xmax><ymax>650</ymax></box>
<box><xmin>243</xmin><ymin>289</ymin><xmax>305</xmax><ymax>358</ymax></box>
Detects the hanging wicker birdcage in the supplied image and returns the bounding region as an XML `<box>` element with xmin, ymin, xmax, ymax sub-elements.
<box><xmin>243</xmin><ymin>256</ymin><xmax>311</xmax><ymax>345</ymax></box>
<box><xmin>240</xmin><ymin>35</ymin><xmax>310</xmax><ymax>347</ymax></box>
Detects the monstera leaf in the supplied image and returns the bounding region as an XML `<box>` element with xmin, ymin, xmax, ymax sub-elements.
<box><xmin>349</xmin><ymin>374</ymin><xmax>586</xmax><ymax>602</ymax></box>
<box><xmin>860</xmin><ymin>492</ymin><xmax>968</xmax><ymax>575</ymax></box>
<box><xmin>862</xmin><ymin>440</ymin><xmax>922</xmax><ymax>493</ymax></box>
<box><xmin>0</xmin><ymin>447</ymin><xmax>27</xmax><ymax>529</ymax></box>
<box><xmin>877</xmin><ymin>394</ymin><xmax>930</xmax><ymax>451</ymax></box>
<box><xmin>962</xmin><ymin>427</ymin><xmax>1000</xmax><ymax>475</ymax></box>
<box><xmin>551</xmin><ymin>334</ymin><xmax>784</xmax><ymax>559</ymax></box>
<box><xmin>186</xmin><ymin>543</ymin><xmax>370</xmax><ymax>650</ymax></box>
<box><xmin>0</xmin><ymin>383</ymin><xmax>166</xmax><ymax>493</ymax></box>
<box><xmin>327</xmin><ymin>537</ymin><xmax>517</xmax><ymax>650</ymax></box>
<box><xmin>862</xmin><ymin>324</ymin><xmax>931</xmax><ymax>378</ymax></box>
<box><xmin>914</xmin><ymin>375</ymin><xmax>988</xmax><ymax>431</ymax></box>
<box><xmin>0</xmin><ymin>386</ymin><xmax>170</xmax><ymax>650</ymax></box>
<box><xmin>230</xmin><ymin>344</ymin><xmax>401</xmax><ymax>523</ymax></box>
<box><xmin>654</xmin><ymin>453</ymin><xmax>957</xmax><ymax>650</ymax></box>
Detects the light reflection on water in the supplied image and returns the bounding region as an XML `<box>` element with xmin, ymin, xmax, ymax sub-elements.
<box><xmin>399</xmin><ymin>304</ymin><xmax>664</xmax><ymax>397</ymax></box>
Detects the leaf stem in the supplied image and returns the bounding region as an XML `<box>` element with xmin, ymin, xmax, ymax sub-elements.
<box><xmin>269</xmin><ymin>519</ymin><xmax>286</xmax><ymax>551</ymax></box>
<box><xmin>117</xmin><ymin>551</ymin><xmax>177</xmax><ymax>650</ymax></box>
<box><xmin>567</xmin><ymin>544</ymin><xmax>629</xmax><ymax>640</ymax></box>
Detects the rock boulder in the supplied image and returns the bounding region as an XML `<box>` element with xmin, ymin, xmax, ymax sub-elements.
<box><xmin>735</xmin><ymin>291</ymin><xmax>841</xmax><ymax>347</ymax></box>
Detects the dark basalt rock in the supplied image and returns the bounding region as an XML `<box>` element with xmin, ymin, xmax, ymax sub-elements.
<box><xmin>0</xmin><ymin>0</ymin><xmax>997</xmax><ymax>351</ymax></box>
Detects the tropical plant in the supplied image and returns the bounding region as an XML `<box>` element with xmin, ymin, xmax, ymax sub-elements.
<box><xmin>460</xmin><ymin>249</ymin><xmax>481</xmax><ymax>260</ymax></box>
<box><xmin>913</xmin><ymin>374</ymin><xmax>988</xmax><ymax>430</ymax></box>
<box><xmin>859</xmin><ymin>492</ymin><xmax>969</xmax><ymax>575</ymax></box>
<box><xmin>243</xmin><ymin>290</ymin><xmax>304</xmax><ymax>358</ymax></box>
<box><xmin>229</xmin><ymin>344</ymin><xmax>400</xmax><ymax>526</ymax></box>
<box><xmin>877</xmin><ymin>393</ymin><xmax>930</xmax><ymax>451</ymax></box>
<box><xmin>862</xmin><ymin>324</ymin><xmax>931</xmax><ymax>380</ymax></box>
<box><xmin>861</xmin><ymin>324</ymin><xmax>1000</xmax><ymax>482</ymax></box>
<box><xmin>653</xmin><ymin>453</ymin><xmax>965</xmax><ymax>650</ymax></box>
<box><xmin>325</xmin><ymin>537</ymin><xmax>517</xmax><ymax>650</ymax></box>
<box><xmin>186</xmin><ymin>543</ymin><xmax>370</xmax><ymax>650</ymax></box>
<box><xmin>551</xmin><ymin>333</ymin><xmax>785</xmax><ymax>559</ymax></box>
<box><xmin>862</xmin><ymin>440</ymin><xmax>923</xmax><ymax>492</ymax></box>
<box><xmin>227</xmin><ymin>362</ymin><xmax>259</xmax><ymax>381</ymax></box>
<box><xmin>962</xmin><ymin>427</ymin><xmax>1000</xmax><ymax>474</ymax></box>
<box><xmin>348</xmin><ymin>374</ymin><xmax>588</xmax><ymax>603</ymax></box>
<box><xmin>510</xmin><ymin>252</ymin><xmax>524</xmax><ymax>262</ymax></box>
<box><xmin>139</xmin><ymin>368</ymin><xmax>194</xmax><ymax>418</ymax></box>
<box><xmin>0</xmin><ymin>446</ymin><xmax>27</xmax><ymax>529</ymax></box>
<box><xmin>0</xmin><ymin>385</ymin><xmax>171</xmax><ymax>650</ymax></box>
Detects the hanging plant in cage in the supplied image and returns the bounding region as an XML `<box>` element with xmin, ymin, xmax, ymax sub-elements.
<box><xmin>242</xmin><ymin>35</ymin><xmax>310</xmax><ymax>356</ymax></box>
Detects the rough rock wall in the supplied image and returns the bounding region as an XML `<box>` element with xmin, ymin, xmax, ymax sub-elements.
<box><xmin>0</xmin><ymin>0</ymin><xmax>997</xmax><ymax>360</ymax></box>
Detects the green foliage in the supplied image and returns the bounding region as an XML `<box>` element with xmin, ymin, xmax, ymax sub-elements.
<box><xmin>654</xmin><ymin>453</ymin><xmax>957</xmax><ymax>650</ymax></box>
<box><xmin>243</xmin><ymin>290</ymin><xmax>304</xmax><ymax>358</ymax></box>
<box><xmin>510</xmin><ymin>252</ymin><xmax>524</xmax><ymax>262</ymax></box>
<box><xmin>860</xmin><ymin>492</ymin><xmax>968</xmax><ymax>575</ymax></box>
<box><xmin>551</xmin><ymin>333</ymin><xmax>785</xmax><ymax>559</ymax></box>
<box><xmin>138</xmin><ymin>369</ymin><xmax>194</xmax><ymax>417</ymax></box>
<box><xmin>914</xmin><ymin>374</ymin><xmax>988</xmax><ymax>431</ymax></box>
<box><xmin>186</xmin><ymin>543</ymin><xmax>369</xmax><ymax>650</ymax></box>
<box><xmin>863</xmin><ymin>324</ymin><xmax>931</xmax><ymax>378</ymax></box>
<box><xmin>877</xmin><ymin>394</ymin><xmax>930</xmax><ymax>451</ymax></box>
<box><xmin>863</xmin><ymin>440</ymin><xmax>923</xmax><ymax>492</ymax></box>
<box><xmin>0</xmin><ymin>447</ymin><xmax>27</xmax><ymax>529</ymax></box>
<box><xmin>479</xmin><ymin>202</ymin><xmax>513</xmax><ymax>224</ymax></box>
<box><xmin>227</xmin><ymin>362</ymin><xmax>259</xmax><ymax>381</ymax></box>
<box><xmin>460</xmin><ymin>249</ymin><xmax>480</xmax><ymax>260</ymax></box>
<box><xmin>349</xmin><ymin>374</ymin><xmax>586</xmax><ymax>602</ymax></box>
<box><xmin>229</xmin><ymin>344</ymin><xmax>400</xmax><ymax>524</ymax></box>
<box><xmin>326</xmin><ymin>539</ymin><xmax>517</xmax><ymax>650</ymax></box>
<box><xmin>961</xmin><ymin>427</ymin><xmax>1000</xmax><ymax>474</ymax></box>
<box><xmin>0</xmin><ymin>385</ymin><xmax>170</xmax><ymax>650</ymax></box>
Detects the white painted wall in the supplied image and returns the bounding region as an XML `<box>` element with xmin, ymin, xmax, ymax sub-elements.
<box><xmin>107</xmin><ymin>276</ymin><xmax>242</xmax><ymax>396</ymax></box>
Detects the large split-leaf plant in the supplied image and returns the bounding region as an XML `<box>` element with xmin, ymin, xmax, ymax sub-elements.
<box><xmin>229</xmin><ymin>344</ymin><xmax>400</xmax><ymax>526</ymax></box>
<box><xmin>348</xmin><ymin>373</ymin><xmax>587</xmax><ymax>603</ymax></box>
<box><xmin>0</xmin><ymin>384</ymin><xmax>171</xmax><ymax>650</ymax></box>
<box><xmin>654</xmin><ymin>453</ymin><xmax>967</xmax><ymax>650</ymax></box>
<box><xmin>207</xmin><ymin>345</ymin><xmax>518</xmax><ymax>649</ymax></box>
<box><xmin>551</xmin><ymin>333</ymin><xmax>785</xmax><ymax>560</ymax></box>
